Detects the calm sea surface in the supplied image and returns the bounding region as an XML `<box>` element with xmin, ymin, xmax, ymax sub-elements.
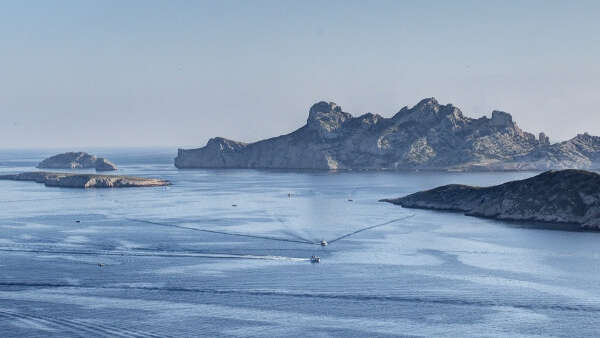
<box><xmin>1</xmin><ymin>149</ymin><xmax>599</xmax><ymax>337</ymax></box>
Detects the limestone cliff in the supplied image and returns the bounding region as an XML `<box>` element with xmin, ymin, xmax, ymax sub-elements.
<box><xmin>175</xmin><ymin>98</ymin><xmax>600</xmax><ymax>170</ymax></box>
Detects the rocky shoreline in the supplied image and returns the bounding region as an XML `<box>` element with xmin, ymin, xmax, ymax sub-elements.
<box><xmin>0</xmin><ymin>172</ymin><xmax>170</xmax><ymax>188</ymax></box>
<box><xmin>381</xmin><ymin>169</ymin><xmax>600</xmax><ymax>229</ymax></box>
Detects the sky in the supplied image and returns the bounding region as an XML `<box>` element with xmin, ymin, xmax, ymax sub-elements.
<box><xmin>1</xmin><ymin>0</ymin><xmax>599</xmax><ymax>148</ymax></box>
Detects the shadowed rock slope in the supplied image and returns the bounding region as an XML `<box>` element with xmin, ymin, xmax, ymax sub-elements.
<box><xmin>381</xmin><ymin>170</ymin><xmax>600</xmax><ymax>229</ymax></box>
<box><xmin>175</xmin><ymin>98</ymin><xmax>600</xmax><ymax>170</ymax></box>
<box><xmin>0</xmin><ymin>172</ymin><xmax>169</xmax><ymax>188</ymax></box>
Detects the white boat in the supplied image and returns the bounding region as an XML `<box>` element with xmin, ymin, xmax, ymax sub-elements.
<box><xmin>320</xmin><ymin>240</ymin><xmax>328</xmax><ymax>246</ymax></box>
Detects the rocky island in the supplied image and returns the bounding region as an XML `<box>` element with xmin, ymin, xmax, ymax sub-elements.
<box><xmin>175</xmin><ymin>98</ymin><xmax>600</xmax><ymax>170</ymax></box>
<box><xmin>0</xmin><ymin>172</ymin><xmax>169</xmax><ymax>188</ymax></box>
<box><xmin>38</xmin><ymin>152</ymin><xmax>118</xmax><ymax>171</ymax></box>
<box><xmin>381</xmin><ymin>169</ymin><xmax>600</xmax><ymax>229</ymax></box>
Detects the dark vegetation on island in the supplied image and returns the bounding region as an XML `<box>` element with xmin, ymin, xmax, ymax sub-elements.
<box><xmin>381</xmin><ymin>169</ymin><xmax>600</xmax><ymax>229</ymax></box>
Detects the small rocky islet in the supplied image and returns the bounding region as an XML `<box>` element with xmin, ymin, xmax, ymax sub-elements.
<box><xmin>0</xmin><ymin>172</ymin><xmax>170</xmax><ymax>188</ymax></box>
<box><xmin>37</xmin><ymin>152</ymin><xmax>118</xmax><ymax>171</ymax></box>
<box><xmin>381</xmin><ymin>169</ymin><xmax>600</xmax><ymax>229</ymax></box>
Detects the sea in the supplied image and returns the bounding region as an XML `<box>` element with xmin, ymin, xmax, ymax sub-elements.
<box><xmin>0</xmin><ymin>149</ymin><xmax>599</xmax><ymax>337</ymax></box>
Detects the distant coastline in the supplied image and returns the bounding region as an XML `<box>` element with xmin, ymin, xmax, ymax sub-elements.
<box><xmin>175</xmin><ymin>98</ymin><xmax>600</xmax><ymax>171</ymax></box>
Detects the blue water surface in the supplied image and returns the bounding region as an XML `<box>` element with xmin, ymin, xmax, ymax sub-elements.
<box><xmin>1</xmin><ymin>149</ymin><xmax>599</xmax><ymax>337</ymax></box>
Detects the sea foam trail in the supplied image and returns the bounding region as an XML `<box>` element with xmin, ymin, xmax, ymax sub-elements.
<box><xmin>127</xmin><ymin>215</ymin><xmax>414</xmax><ymax>246</ymax></box>
<box><xmin>273</xmin><ymin>217</ymin><xmax>314</xmax><ymax>244</ymax></box>
<box><xmin>326</xmin><ymin>215</ymin><xmax>414</xmax><ymax>244</ymax></box>
<box><xmin>278</xmin><ymin>230</ymin><xmax>314</xmax><ymax>244</ymax></box>
<box><xmin>0</xmin><ymin>246</ymin><xmax>309</xmax><ymax>262</ymax></box>
<box><xmin>127</xmin><ymin>218</ymin><xmax>315</xmax><ymax>244</ymax></box>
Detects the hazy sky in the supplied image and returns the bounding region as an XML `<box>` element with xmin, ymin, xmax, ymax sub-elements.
<box><xmin>1</xmin><ymin>0</ymin><xmax>599</xmax><ymax>148</ymax></box>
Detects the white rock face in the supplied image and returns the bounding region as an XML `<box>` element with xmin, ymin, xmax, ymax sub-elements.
<box><xmin>306</xmin><ymin>101</ymin><xmax>351</xmax><ymax>139</ymax></box>
<box><xmin>175</xmin><ymin>98</ymin><xmax>600</xmax><ymax>170</ymax></box>
<box><xmin>38</xmin><ymin>152</ymin><xmax>118</xmax><ymax>171</ymax></box>
<box><xmin>382</xmin><ymin>169</ymin><xmax>600</xmax><ymax>229</ymax></box>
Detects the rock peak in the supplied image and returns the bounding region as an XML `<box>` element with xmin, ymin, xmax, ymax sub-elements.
<box><xmin>539</xmin><ymin>132</ymin><xmax>550</xmax><ymax>145</ymax></box>
<box><xmin>393</xmin><ymin>97</ymin><xmax>444</xmax><ymax>122</ymax></box>
<box><xmin>309</xmin><ymin>101</ymin><xmax>341</xmax><ymax>115</ymax></box>
<box><xmin>206</xmin><ymin>137</ymin><xmax>247</xmax><ymax>152</ymax></box>
<box><xmin>413</xmin><ymin>97</ymin><xmax>440</xmax><ymax>110</ymax></box>
<box><xmin>307</xmin><ymin>101</ymin><xmax>351</xmax><ymax>139</ymax></box>
<box><xmin>490</xmin><ymin>110</ymin><xmax>514</xmax><ymax>127</ymax></box>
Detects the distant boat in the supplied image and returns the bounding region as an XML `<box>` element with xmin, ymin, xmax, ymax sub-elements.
<box><xmin>310</xmin><ymin>255</ymin><xmax>320</xmax><ymax>263</ymax></box>
<box><xmin>320</xmin><ymin>240</ymin><xmax>328</xmax><ymax>246</ymax></box>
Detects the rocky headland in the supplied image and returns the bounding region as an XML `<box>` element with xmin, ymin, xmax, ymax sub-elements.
<box><xmin>38</xmin><ymin>152</ymin><xmax>118</xmax><ymax>171</ymax></box>
<box><xmin>0</xmin><ymin>172</ymin><xmax>169</xmax><ymax>188</ymax></box>
<box><xmin>175</xmin><ymin>98</ymin><xmax>600</xmax><ymax>170</ymax></box>
<box><xmin>381</xmin><ymin>169</ymin><xmax>600</xmax><ymax>229</ymax></box>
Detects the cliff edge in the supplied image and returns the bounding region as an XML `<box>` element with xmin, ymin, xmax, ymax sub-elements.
<box><xmin>175</xmin><ymin>98</ymin><xmax>600</xmax><ymax>170</ymax></box>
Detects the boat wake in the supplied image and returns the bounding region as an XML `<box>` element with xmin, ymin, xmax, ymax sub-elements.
<box><xmin>127</xmin><ymin>214</ymin><xmax>414</xmax><ymax>247</ymax></box>
<box><xmin>127</xmin><ymin>218</ymin><xmax>315</xmax><ymax>245</ymax></box>
<box><xmin>0</xmin><ymin>246</ymin><xmax>309</xmax><ymax>262</ymax></box>
<box><xmin>326</xmin><ymin>215</ymin><xmax>414</xmax><ymax>244</ymax></box>
<box><xmin>0</xmin><ymin>308</ymin><xmax>165</xmax><ymax>337</ymax></box>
